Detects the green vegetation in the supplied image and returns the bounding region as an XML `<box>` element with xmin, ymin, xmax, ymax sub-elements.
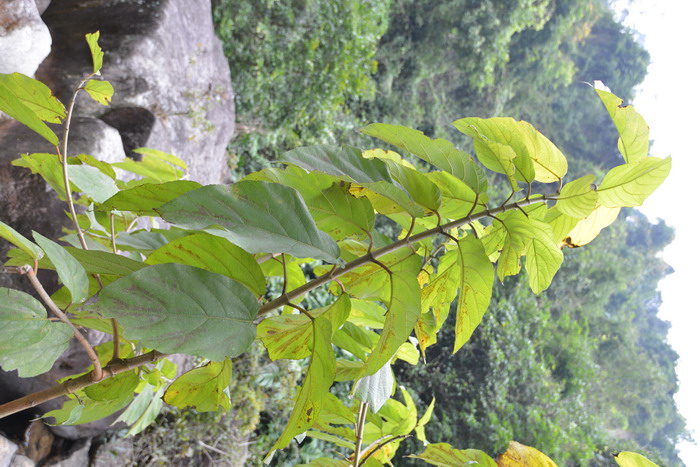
<box><xmin>0</xmin><ymin>2</ymin><xmax>686</xmax><ymax>465</ymax></box>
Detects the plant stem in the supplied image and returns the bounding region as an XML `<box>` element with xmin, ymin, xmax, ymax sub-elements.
<box><xmin>358</xmin><ymin>434</ymin><xmax>411</xmax><ymax>466</ymax></box>
<box><xmin>353</xmin><ymin>401</ymin><xmax>369</xmax><ymax>467</ymax></box>
<box><xmin>21</xmin><ymin>265</ymin><xmax>103</xmax><ymax>381</ymax></box>
<box><xmin>0</xmin><ymin>350</ymin><xmax>166</xmax><ymax>419</ymax></box>
<box><xmin>258</xmin><ymin>195</ymin><xmax>546</xmax><ymax>317</ymax></box>
<box><xmin>109</xmin><ymin>213</ymin><xmax>120</xmax><ymax>361</ymax></box>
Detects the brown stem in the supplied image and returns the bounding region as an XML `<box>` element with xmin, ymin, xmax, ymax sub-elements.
<box><xmin>109</xmin><ymin>212</ymin><xmax>120</xmax><ymax>361</ymax></box>
<box><xmin>257</xmin><ymin>196</ymin><xmax>546</xmax><ymax>317</ymax></box>
<box><xmin>0</xmin><ymin>350</ymin><xmax>166</xmax><ymax>419</ymax></box>
<box><xmin>353</xmin><ymin>401</ymin><xmax>369</xmax><ymax>467</ymax></box>
<box><xmin>22</xmin><ymin>266</ymin><xmax>103</xmax><ymax>381</ymax></box>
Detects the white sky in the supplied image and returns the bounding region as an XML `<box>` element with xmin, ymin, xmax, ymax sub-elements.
<box><xmin>612</xmin><ymin>0</ymin><xmax>700</xmax><ymax>464</ymax></box>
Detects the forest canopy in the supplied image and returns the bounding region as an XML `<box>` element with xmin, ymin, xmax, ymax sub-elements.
<box><xmin>210</xmin><ymin>0</ymin><xmax>686</xmax><ymax>465</ymax></box>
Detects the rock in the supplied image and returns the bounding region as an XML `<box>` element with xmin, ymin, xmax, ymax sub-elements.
<box><xmin>37</xmin><ymin>0</ymin><xmax>235</xmax><ymax>185</ymax></box>
<box><xmin>45</xmin><ymin>439</ymin><xmax>89</xmax><ymax>467</ymax></box>
<box><xmin>0</xmin><ymin>117</ymin><xmax>126</xmax><ymax>294</ymax></box>
<box><xmin>34</xmin><ymin>1</ymin><xmax>50</xmax><ymax>15</ymax></box>
<box><xmin>0</xmin><ymin>0</ymin><xmax>52</xmax><ymax>76</ymax></box>
<box><xmin>0</xmin><ymin>436</ymin><xmax>18</xmax><ymax>467</ymax></box>
<box><xmin>17</xmin><ymin>421</ymin><xmax>52</xmax><ymax>464</ymax></box>
<box><xmin>10</xmin><ymin>455</ymin><xmax>33</xmax><ymax>467</ymax></box>
<box><xmin>91</xmin><ymin>438</ymin><xmax>134</xmax><ymax>467</ymax></box>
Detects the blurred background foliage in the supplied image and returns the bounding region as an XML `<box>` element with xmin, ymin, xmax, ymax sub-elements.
<box><xmin>136</xmin><ymin>0</ymin><xmax>693</xmax><ymax>464</ymax></box>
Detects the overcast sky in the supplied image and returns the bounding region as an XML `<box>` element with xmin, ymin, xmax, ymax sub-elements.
<box><xmin>612</xmin><ymin>0</ymin><xmax>700</xmax><ymax>463</ymax></box>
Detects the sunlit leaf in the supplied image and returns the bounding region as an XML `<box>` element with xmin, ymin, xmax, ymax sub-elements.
<box><xmin>33</xmin><ymin>232</ymin><xmax>89</xmax><ymax>304</ymax></box>
<box><xmin>495</xmin><ymin>210</ymin><xmax>534</xmax><ymax>281</ymax></box>
<box><xmin>0</xmin><ymin>220</ymin><xmax>43</xmax><ymax>260</ymax></box>
<box><xmin>0</xmin><ymin>75</ymin><xmax>58</xmax><ymax>145</ymax></box>
<box><xmin>525</xmin><ymin>220</ymin><xmax>564</xmax><ymax>294</ymax></box>
<box><xmin>496</xmin><ymin>440</ymin><xmax>557</xmax><ymax>467</ymax></box>
<box><xmin>454</xmin><ymin>236</ymin><xmax>495</xmax><ymax>353</ymax></box>
<box><xmin>12</xmin><ymin>153</ymin><xmax>73</xmax><ymax>198</ymax></box>
<box><xmin>361</xmin><ymin>255</ymin><xmax>421</xmax><ymax>376</ymax></box>
<box><xmin>257</xmin><ymin>294</ymin><xmax>350</xmax><ymax>360</ymax></box>
<box><xmin>93</xmin><ymin>264</ymin><xmax>259</xmax><ymax>360</ymax></box>
<box><xmin>84</xmin><ymin>370</ymin><xmax>139</xmax><ymax>401</ymax></box>
<box><xmin>164</xmin><ymin>360</ymin><xmax>233</xmax><ymax>412</ymax></box>
<box><xmin>0</xmin><ymin>288</ymin><xmax>73</xmax><ymax>377</ymax></box>
<box><xmin>99</xmin><ymin>180</ymin><xmax>201</xmax><ymax>215</ymax></box>
<box><xmin>0</xmin><ymin>72</ymin><xmax>65</xmax><ymax>123</ymax></box>
<box><xmin>158</xmin><ymin>181</ymin><xmax>341</xmax><ymax>263</ymax></box>
<box><xmin>268</xmin><ymin>316</ymin><xmax>335</xmax><ymax>459</ymax></box>
<box><xmin>407</xmin><ymin>443</ymin><xmax>497</xmax><ymax>466</ymax></box>
<box><xmin>614</xmin><ymin>451</ymin><xmax>660</xmax><ymax>467</ymax></box>
<box><xmin>362</xmin><ymin>123</ymin><xmax>488</xmax><ymax>193</ymax></box>
<box><xmin>563</xmin><ymin>205</ymin><xmax>620</xmax><ymax>248</ymax></box>
<box><xmin>383</xmin><ymin>159</ymin><xmax>442</xmax><ymax>212</ymax></box>
<box><xmin>44</xmin><ymin>390</ymin><xmax>133</xmax><ymax>426</ymax></box>
<box><xmin>117</xmin><ymin>383</ymin><xmax>166</xmax><ymax>436</ymax></box>
<box><xmin>597</xmin><ymin>157</ymin><xmax>671</xmax><ymax>208</ymax></box>
<box><xmin>307</xmin><ymin>183</ymin><xmax>375</xmax><ymax>240</ymax></box>
<box><xmin>544</xmin><ymin>207</ymin><xmax>579</xmax><ymax>244</ymax></box>
<box><xmin>415</xmin><ymin>397</ymin><xmax>436</xmax><ymax>444</ymax></box>
<box><xmin>146</xmin><ymin>233</ymin><xmax>265</xmax><ymax>297</ymax></box>
<box><xmin>595</xmin><ymin>83</ymin><xmax>649</xmax><ymax>163</ymax></box>
<box><xmin>84</xmin><ymin>80</ymin><xmax>114</xmax><ymax>105</ymax></box>
<box><xmin>132</xmin><ymin>147</ymin><xmax>187</xmax><ymax>170</ymax></box>
<box><xmin>85</xmin><ymin>31</ymin><xmax>104</xmax><ymax>74</ymax></box>
<box><xmin>556</xmin><ymin>174</ymin><xmax>598</xmax><ymax>219</ymax></box>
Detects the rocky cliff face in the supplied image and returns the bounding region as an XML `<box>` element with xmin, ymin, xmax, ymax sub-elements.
<box><xmin>0</xmin><ymin>0</ymin><xmax>236</xmax><ymax>462</ymax></box>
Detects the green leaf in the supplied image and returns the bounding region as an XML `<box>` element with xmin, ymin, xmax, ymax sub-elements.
<box><xmin>597</xmin><ymin>157</ymin><xmax>671</xmax><ymax>208</ymax></box>
<box><xmin>268</xmin><ymin>316</ymin><xmax>335</xmax><ymax>459</ymax></box>
<box><xmin>408</xmin><ymin>443</ymin><xmax>497</xmax><ymax>467</ymax></box>
<box><xmin>112</xmin><ymin>154</ymin><xmax>184</xmax><ymax>183</ymax></box>
<box><xmin>12</xmin><ymin>153</ymin><xmax>73</xmax><ymax>198</ymax></box>
<box><xmin>556</xmin><ymin>174</ymin><xmax>598</xmax><ymax>219</ymax></box>
<box><xmin>132</xmin><ymin>147</ymin><xmax>188</xmax><ymax>170</ymax></box>
<box><xmin>33</xmin><ymin>232</ymin><xmax>89</xmax><ymax>304</ymax></box>
<box><xmin>0</xmin><ymin>76</ymin><xmax>59</xmax><ymax>145</ymax></box>
<box><xmin>164</xmin><ymin>360</ymin><xmax>233</xmax><ymax>412</ymax></box>
<box><xmin>117</xmin><ymin>384</ymin><xmax>166</xmax><ymax>436</ymax></box>
<box><xmin>525</xmin><ymin>221</ymin><xmax>564</xmax><ymax>294</ymax></box>
<box><xmin>85</xmin><ymin>32</ymin><xmax>104</xmax><ymax>74</ymax></box>
<box><xmin>354</xmin><ymin>361</ymin><xmax>394</xmax><ymax>413</ymax></box>
<box><xmin>454</xmin><ymin>117</ymin><xmax>567</xmax><ymax>184</ymax></box>
<box><xmin>257</xmin><ymin>294</ymin><xmax>350</xmax><ymax>360</ymax></box>
<box><xmin>146</xmin><ymin>233</ymin><xmax>265</xmax><ymax>297</ymax></box>
<box><xmin>65</xmin><ymin>248</ymin><xmax>145</xmax><ymax>276</ymax></box>
<box><xmin>415</xmin><ymin>397</ymin><xmax>436</xmax><ymax>444</ymax></box>
<box><xmin>383</xmin><ymin>159</ymin><xmax>442</xmax><ymax>212</ymax></box>
<box><xmin>306</xmin><ymin>183</ymin><xmax>375</xmax><ymax>241</ymax></box>
<box><xmin>595</xmin><ymin>83</ymin><xmax>649</xmax><ymax>163</ymax></box>
<box><xmin>99</xmin><ymin>180</ymin><xmax>201</xmax><ymax>215</ymax></box>
<box><xmin>563</xmin><ymin>205</ymin><xmax>621</xmax><ymax>248</ymax></box>
<box><xmin>84</xmin><ymin>80</ymin><xmax>114</xmax><ymax>105</ymax></box>
<box><xmin>158</xmin><ymin>181</ymin><xmax>341</xmax><ymax>263</ymax></box>
<box><xmin>0</xmin><ymin>288</ymin><xmax>73</xmax><ymax>377</ymax></box>
<box><xmin>427</xmin><ymin>171</ymin><xmax>486</xmax><ymax>219</ymax></box>
<box><xmin>361</xmin><ymin>255</ymin><xmax>421</xmax><ymax>376</ymax></box>
<box><xmin>85</xmin><ymin>370</ymin><xmax>139</xmax><ymax>401</ymax></box>
<box><xmin>421</xmin><ymin>250</ymin><xmax>460</xmax><ymax>330</ymax></box>
<box><xmin>544</xmin><ymin>207</ymin><xmax>579</xmax><ymax>244</ymax></box>
<box><xmin>453</xmin><ymin>237</ymin><xmax>495</xmax><ymax>353</ymax></box>
<box><xmin>93</xmin><ymin>264</ymin><xmax>259</xmax><ymax>360</ymax></box>
<box><xmin>334</xmin><ymin>248</ymin><xmax>416</xmax><ymax>302</ymax></box>
<box><xmin>44</xmin><ymin>390</ymin><xmax>134</xmax><ymax>426</ymax></box>
<box><xmin>77</xmin><ymin>153</ymin><xmax>116</xmax><ymax>179</ymax></box>
<box><xmin>614</xmin><ymin>451</ymin><xmax>660</xmax><ymax>467</ymax></box>
<box><xmin>0</xmin><ymin>220</ymin><xmax>43</xmax><ymax>260</ymax></box>
<box><xmin>496</xmin><ymin>441</ymin><xmax>557</xmax><ymax>466</ymax></box>
<box><xmin>283</xmin><ymin>144</ymin><xmax>394</xmax><ymax>184</ymax></box>
<box><xmin>495</xmin><ymin>211</ymin><xmax>534</xmax><ymax>281</ymax></box>
<box><xmin>67</xmin><ymin>165</ymin><xmax>119</xmax><ymax>203</ymax></box>
<box><xmin>361</xmin><ymin>123</ymin><xmax>487</xmax><ymax>193</ymax></box>
<box><xmin>0</xmin><ymin>73</ymin><xmax>65</xmax><ymax>123</ymax></box>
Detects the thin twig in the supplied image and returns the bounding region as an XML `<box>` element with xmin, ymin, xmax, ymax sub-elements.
<box><xmin>21</xmin><ymin>266</ymin><xmax>103</xmax><ymax>381</ymax></box>
<box><xmin>108</xmin><ymin>212</ymin><xmax>120</xmax><ymax>361</ymax></box>
<box><xmin>359</xmin><ymin>434</ymin><xmax>411</xmax><ymax>466</ymax></box>
<box><xmin>0</xmin><ymin>350</ymin><xmax>166</xmax><ymax>419</ymax></box>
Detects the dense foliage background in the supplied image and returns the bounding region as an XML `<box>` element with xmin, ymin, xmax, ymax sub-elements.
<box><xmin>200</xmin><ymin>0</ymin><xmax>688</xmax><ymax>464</ymax></box>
